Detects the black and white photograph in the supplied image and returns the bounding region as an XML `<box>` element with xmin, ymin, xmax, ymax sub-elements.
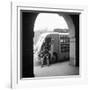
<box><xmin>0</xmin><ymin>0</ymin><xmax>89</xmax><ymax>89</ymax></box>
<box><xmin>21</xmin><ymin>9</ymin><xmax>80</xmax><ymax>78</ymax></box>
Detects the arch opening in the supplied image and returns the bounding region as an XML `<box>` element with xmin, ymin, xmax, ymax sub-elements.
<box><xmin>33</xmin><ymin>13</ymin><xmax>78</xmax><ymax>77</ymax></box>
<box><xmin>21</xmin><ymin>11</ymin><xmax>79</xmax><ymax>78</ymax></box>
<box><xmin>34</xmin><ymin>13</ymin><xmax>69</xmax><ymax>45</ymax></box>
<box><xmin>34</xmin><ymin>13</ymin><xmax>69</xmax><ymax>32</ymax></box>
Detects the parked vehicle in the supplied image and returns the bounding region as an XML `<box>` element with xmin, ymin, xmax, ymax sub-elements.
<box><xmin>34</xmin><ymin>32</ymin><xmax>70</xmax><ymax>66</ymax></box>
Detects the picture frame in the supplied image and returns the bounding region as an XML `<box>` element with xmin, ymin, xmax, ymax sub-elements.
<box><xmin>11</xmin><ymin>1</ymin><xmax>87</xmax><ymax>88</ymax></box>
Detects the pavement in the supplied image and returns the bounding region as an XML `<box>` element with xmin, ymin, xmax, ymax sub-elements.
<box><xmin>34</xmin><ymin>61</ymin><xmax>79</xmax><ymax>77</ymax></box>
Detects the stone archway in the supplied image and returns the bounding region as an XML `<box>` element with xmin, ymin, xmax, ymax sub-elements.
<box><xmin>59</xmin><ymin>14</ymin><xmax>76</xmax><ymax>66</ymax></box>
<box><xmin>21</xmin><ymin>11</ymin><xmax>79</xmax><ymax>78</ymax></box>
<box><xmin>21</xmin><ymin>11</ymin><xmax>38</xmax><ymax>77</ymax></box>
<box><xmin>58</xmin><ymin>13</ymin><xmax>80</xmax><ymax>66</ymax></box>
<box><xmin>59</xmin><ymin>13</ymin><xmax>79</xmax><ymax>66</ymax></box>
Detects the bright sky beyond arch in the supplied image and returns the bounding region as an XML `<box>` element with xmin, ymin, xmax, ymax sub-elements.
<box><xmin>34</xmin><ymin>13</ymin><xmax>69</xmax><ymax>32</ymax></box>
